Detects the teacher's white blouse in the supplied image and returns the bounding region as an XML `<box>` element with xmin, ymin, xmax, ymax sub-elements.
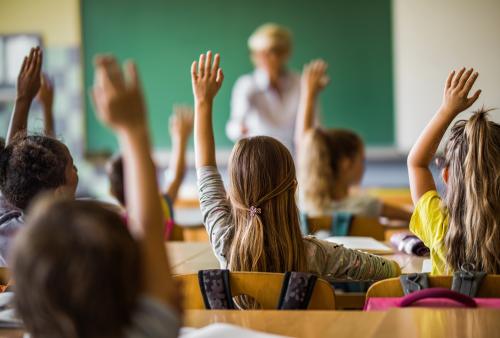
<box><xmin>226</xmin><ymin>69</ymin><xmax>302</xmax><ymax>151</ymax></box>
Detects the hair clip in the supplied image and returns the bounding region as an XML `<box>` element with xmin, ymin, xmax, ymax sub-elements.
<box><xmin>249</xmin><ymin>206</ymin><xmax>261</xmax><ymax>217</ymax></box>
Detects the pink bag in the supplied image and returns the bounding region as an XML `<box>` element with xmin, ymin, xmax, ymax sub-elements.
<box><xmin>364</xmin><ymin>288</ymin><xmax>500</xmax><ymax>311</ymax></box>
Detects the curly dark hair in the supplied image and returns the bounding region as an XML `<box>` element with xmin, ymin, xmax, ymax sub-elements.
<box><xmin>0</xmin><ymin>135</ymin><xmax>69</xmax><ymax>210</ymax></box>
<box><xmin>12</xmin><ymin>198</ymin><xmax>141</xmax><ymax>338</ymax></box>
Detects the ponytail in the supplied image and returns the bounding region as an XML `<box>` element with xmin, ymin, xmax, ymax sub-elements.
<box><xmin>227</xmin><ymin>136</ymin><xmax>306</xmax><ymax>278</ymax></box>
<box><xmin>444</xmin><ymin>109</ymin><xmax>500</xmax><ymax>273</ymax></box>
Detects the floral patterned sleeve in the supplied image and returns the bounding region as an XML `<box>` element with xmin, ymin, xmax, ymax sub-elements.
<box><xmin>197</xmin><ymin>166</ymin><xmax>233</xmax><ymax>267</ymax></box>
<box><xmin>304</xmin><ymin>237</ymin><xmax>401</xmax><ymax>281</ymax></box>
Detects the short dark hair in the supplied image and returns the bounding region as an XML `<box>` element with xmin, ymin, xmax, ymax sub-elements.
<box><xmin>12</xmin><ymin>198</ymin><xmax>141</xmax><ymax>338</ymax></box>
<box><xmin>107</xmin><ymin>154</ymin><xmax>125</xmax><ymax>205</ymax></box>
<box><xmin>0</xmin><ymin>135</ymin><xmax>69</xmax><ymax>209</ymax></box>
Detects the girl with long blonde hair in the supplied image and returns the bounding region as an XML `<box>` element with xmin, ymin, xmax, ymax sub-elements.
<box><xmin>192</xmin><ymin>51</ymin><xmax>400</xmax><ymax>283</ymax></box>
<box><xmin>408</xmin><ymin>67</ymin><xmax>500</xmax><ymax>274</ymax></box>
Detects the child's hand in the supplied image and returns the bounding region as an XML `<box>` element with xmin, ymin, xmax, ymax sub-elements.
<box><xmin>91</xmin><ymin>55</ymin><xmax>147</xmax><ymax>133</ymax></box>
<box><xmin>170</xmin><ymin>105</ymin><xmax>194</xmax><ymax>143</ymax></box>
<box><xmin>301</xmin><ymin>59</ymin><xmax>329</xmax><ymax>97</ymax></box>
<box><xmin>17</xmin><ymin>47</ymin><xmax>43</xmax><ymax>102</ymax></box>
<box><xmin>440</xmin><ymin>68</ymin><xmax>481</xmax><ymax>116</ymax></box>
<box><xmin>191</xmin><ymin>51</ymin><xmax>224</xmax><ymax>104</ymax></box>
<box><xmin>36</xmin><ymin>73</ymin><xmax>54</xmax><ymax>110</ymax></box>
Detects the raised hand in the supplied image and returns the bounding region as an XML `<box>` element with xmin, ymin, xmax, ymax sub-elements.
<box><xmin>170</xmin><ymin>105</ymin><xmax>194</xmax><ymax>144</ymax></box>
<box><xmin>17</xmin><ymin>47</ymin><xmax>43</xmax><ymax>101</ymax></box>
<box><xmin>91</xmin><ymin>55</ymin><xmax>147</xmax><ymax>133</ymax></box>
<box><xmin>301</xmin><ymin>59</ymin><xmax>329</xmax><ymax>97</ymax></box>
<box><xmin>36</xmin><ymin>73</ymin><xmax>54</xmax><ymax>110</ymax></box>
<box><xmin>191</xmin><ymin>51</ymin><xmax>224</xmax><ymax>104</ymax></box>
<box><xmin>440</xmin><ymin>68</ymin><xmax>481</xmax><ymax>117</ymax></box>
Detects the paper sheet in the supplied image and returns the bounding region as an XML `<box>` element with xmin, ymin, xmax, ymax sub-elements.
<box><xmin>325</xmin><ymin>236</ymin><xmax>393</xmax><ymax>254</ymax></box>
<box><xmin>421</xmin><ymin>259</ymin><xmax>432</xmax><ymax>273</ymax></box>
<box><xmin>180</xmin><ymin>323</ymin><xmax>292</xmax><ymax>338</ymax></box>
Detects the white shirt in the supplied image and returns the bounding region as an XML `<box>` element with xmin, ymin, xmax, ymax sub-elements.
<box><xmin>226</xmin><ymin>69</ymin><xmax>302</xmax><ymax>151</ymax></box>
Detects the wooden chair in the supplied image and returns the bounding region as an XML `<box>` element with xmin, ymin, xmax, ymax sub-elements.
<box><xmin>175</xmin><ymin>271</ymin><xmax>336</xmax><ymax>310</ymax></box>
<box><xmin>366</xmin><ymin>275</ymin><xmax>500</xmax><ymax>299</ymax></box>
<box><xmin>305</xmin><ymin>215</ymin><xmax>388</xmax><ymax>241</ymax></box>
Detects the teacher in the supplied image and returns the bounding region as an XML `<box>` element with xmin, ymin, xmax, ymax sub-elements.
<box><xmin>226</xmin><ymin>23</ymin><xmax>313</xmax><ymax>151</ymax></box>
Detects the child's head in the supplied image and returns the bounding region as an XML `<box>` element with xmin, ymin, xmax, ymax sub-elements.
<box><xmin>227</xmin><ymin>136</ymin><xmax>306</xmax><ymax>273</ymax></box>
<box><xmin>11</xmin><ymin>198</ymin><xmax>140</xmax><ymax>338</ymax></box>
<box><xmin>442</xmin><ymin>109</ymin><xmax>500</xmax><ymax>273</ymax></box>
<box><xmin>0</xmin><ymin>135</ymin><xmax>78</xmax><ymax>210</ymax></box>
<box><xmin>298</xmin><ymin>128</ymin><xmax>364</xmax><ymax>213</ymax></box>
<box><xmin>107</xmin><ymin>154</ymin><xmax>125</xmax><ymax>206</ymax></box>
<box><xmin>248</xmin><ymin>23</ymin><xmax>292</xmax><ymax>78</ymax></box>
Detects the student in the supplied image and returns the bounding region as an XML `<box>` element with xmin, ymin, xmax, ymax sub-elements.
<box><xmin>408</xmin><ymin>68</ymin><xmax>500</xmax><ymax>275</ymax></box>
<box><xmin>11</xmin><ymin>55</ymin><xmax>180</xmax><ymax>338</ymax></box>
<box><xmin>193</xmin><ymin>51</ymin><xmax>400</xmax><ymax>282</ymax></box>
<box><xmin>107</xmin><ymin>105</ymin><xmax>193</xmax><ymax>239</ymax></box>
<box><xmin>0</xmin><ymin>48</ymin><xmax>78</xmax><ymax>266</ymax></box>
<box><xmin>296</xmin><ymin>60</ymin><xmax>411</xmax><ymax>221</ymax></box>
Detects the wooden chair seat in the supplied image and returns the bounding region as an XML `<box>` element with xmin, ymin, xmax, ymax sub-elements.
<box><xmin>175</xmin><ymin>271</ymin><xmax>336</xmax><ymax>310</ymax></box>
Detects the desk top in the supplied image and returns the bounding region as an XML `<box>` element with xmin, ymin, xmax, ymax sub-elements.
<box><xmin>167</xmin><ymin>242</ymin><xmax>427</xmax><ymax>275</ymax></box>
<box><xmin>183</xmin><ymin>308</ymin><xmax>500</xmax><ymax>338</ymax></box>
<box><xmin>2</xmin><ymin>308</ymin><xmax>498</xmax><ymax>338</ymax></box>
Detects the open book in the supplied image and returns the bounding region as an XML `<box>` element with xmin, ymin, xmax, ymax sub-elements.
<box><xmin>181</xmin><ymin>323</ymin><xmax>291</xmax><ymax>338</ymax></box>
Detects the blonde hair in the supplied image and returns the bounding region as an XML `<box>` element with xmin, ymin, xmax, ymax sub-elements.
<box><xmin>443</xmin><ymin>109</ymin><xmax>500</xmax><ymax>273</ymax></box>
<box><xmin>248</xmin><ymin>23</ymin><xmax>292</xmax><ymax>53</ymax></box>
<box><xmin>298</xmin><ymin>128</ymin><xmax>363</xmax><ymax>215</ymax></box>
<box><xmin>227</xmin><ymin>136</ymin><xmax>306</xmax><ymax>275</ymax></box>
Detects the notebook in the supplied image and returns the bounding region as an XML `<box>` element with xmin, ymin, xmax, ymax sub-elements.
<box><xmin>181</xmin><ymin>323</ymin><xmax>291</xmax><ymax>338</ymax></box>
<box><xmin>325</xmin><ymin>236</ymin><xmax>393</xmax><ymax>255</ymax></box>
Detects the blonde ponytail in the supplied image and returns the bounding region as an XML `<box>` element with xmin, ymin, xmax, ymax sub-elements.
<box><xmin>227</xmin><ymin>136</ymin><xmax>306</xmax><ymax>276</ymax></box>
<box><xmin>444</xmin><ymin>109</ymin><xmax>500</xmax><ymax>273</ymax></box>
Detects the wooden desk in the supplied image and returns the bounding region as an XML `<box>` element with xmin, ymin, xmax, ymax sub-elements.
<box><xmin>167</xmin><ymin>242</ymin><xmax>427</xmax><ymax>275</ymax></box>
<box><xmin>372</xmin><ymin>308</ymin><xmax>500</xmax><ymax>338</ymax></box>
<box><xmin>2</xmin><ymin>308</ymin><xmax>498</xmax><ymax>338</ymax></box>
<box><xmin>184</xmin><ymin>309</ymin><xmax>385</xmax><ymax>338</ymax></box>
<box><xmin>183</xmin><ymin>308</ymin><xmax>500</xmax><ymax>338</ymax></box>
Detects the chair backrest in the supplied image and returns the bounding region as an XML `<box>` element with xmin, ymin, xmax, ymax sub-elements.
<box><xmin>366</xmin><ymin>275</ymin><xmax>500</xmax><ymax>298</ymax></box>
<box><xmin>306</xmin><ymin>215</ymin><xmax>386</xmax><ymax>241</ymax></box>
<box><xmin>175</xmin><ymin>271</ymin><xmax>336</xmax><ymax>310</ymax></box>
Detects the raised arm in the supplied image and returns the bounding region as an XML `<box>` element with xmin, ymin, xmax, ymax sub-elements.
<box><xmin>6</xmin><ymin>47</ymin><xmax>42</xmax><ymax>144</ymax></box>
<box><xmin>91</xmin><ymin>56</ymin><xmax>177</xmax><ymax>308</ymax></box>
<box><xmin>36</xmin><ymin>73</ymin><xmax>55</xmax><ymax>137</ymax></box>
<box><xmin>407</xmin><ymin>68</ymin><xmax>480</xmax><ymax>204</ymax></box>
<box><xmin>191</xmin><ymin>51</ymin><xmax>224</xmax><ymax>168</ymax></box>
<box><xmin>165</xmin><ymin>105</ymin><xmax>193</xmax><ymax>201</ymax></box>
<box><xmin>294</xmin><ymin>59</ymin><xmax>329</xmax><ymax>150</ymax></box>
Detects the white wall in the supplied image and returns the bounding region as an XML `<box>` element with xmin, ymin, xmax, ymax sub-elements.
<box><xmin>393</xmin><ymin>0</ymin><xmax>500</xmax><ymax>151</ymax></box>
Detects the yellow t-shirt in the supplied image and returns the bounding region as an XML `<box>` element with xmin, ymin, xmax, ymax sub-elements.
<box><xmin>409</xmin><ymin>190</ymin><xmax>449</xmax><ymax>275</ymax></box>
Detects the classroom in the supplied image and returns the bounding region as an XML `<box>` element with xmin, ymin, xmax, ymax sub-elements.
<box><xmin>0</xmin><ymin>0</ymin><xmax>499</xmax><ymax>337</ymax></box>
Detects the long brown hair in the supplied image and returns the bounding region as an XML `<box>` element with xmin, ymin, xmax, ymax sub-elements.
<box><xmin>11</xmin><ymin>198</ymin><xmax>141</xmax><ymax>338</ymax></box>
<box><xmin>227</xmin><ymin>136</ymin><xmax>306</xmax><ymax>274</ymax></box>
<box><xmin>298</xmin><ymin>128</ymin><xmax>363</xmax><ymax>215</ymax></box>
<box><xmin>443</xmin><ymin>109</ymin><xmax>500</xmax><ymax>273</ymax></box>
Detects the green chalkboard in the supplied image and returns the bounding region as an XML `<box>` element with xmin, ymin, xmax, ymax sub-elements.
<box><xmin>82</xmin><ymin>0</ymin><xmax>394</xmax><ymax>153</ymax></box>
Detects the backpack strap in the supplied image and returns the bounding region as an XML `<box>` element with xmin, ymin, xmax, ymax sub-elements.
<box><xmin>300</xmin><ymin>212</ymin><xmax>311</xmax><ymax>235</ymax></box>
<box><xmin>400</xmin><ymin>273</ymin><xmax>429</xmax><ymax>295</ymax></box>
<box><xmin>451</xmin><ymin>264</ymin><xmax>486</xmax><ymax>297</ymax></box>
<box><xmin>277</xmin><ymin>272</ymin><xmax>318</xmax><ymax>310</ymax></box>
<box><xmin>198</xmin><ymin>269</ymin><xmax>235</xmax><ymax>309</ymax></box>
<box><xmin>330</xmin><ymin>212</ymin><xmax>353</xmax><ymax>236</ymax></box>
